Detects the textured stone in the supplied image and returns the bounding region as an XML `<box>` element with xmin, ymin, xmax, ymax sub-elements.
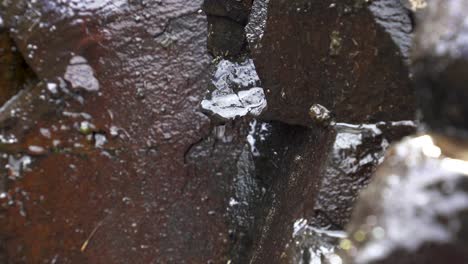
<box><xmin>0</xmin><ymin>0</ymin><xmax>240</xmax><ymax>263</ymax></box>
<box><xmin>251</xmin><ymin>0</ymin><xmax>415</xmax><ymax>126</ymax></box>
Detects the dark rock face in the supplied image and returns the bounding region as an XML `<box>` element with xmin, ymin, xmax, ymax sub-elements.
<box><xmin>0</xmin><ymin>29</ymin><xmax>35</xmax><ymax>105</ymax></box>
<box><xmin>251</xmin><ymin>0</ymin><xmax>415</xmax><ymax>126</ymax></box>
<box><xmin>203</xmin><ymin>0</ymin><xmax>252</xmax><ymax>57</ymax></box>
<box><xmin>343</xmin><ymin>135</ymin><xmax>468</xmax><ymax>264</ymax></box>
<box><xmin>203</xmin><ymin>0</ymin><xmax>253</xmax><ymax>24</ymax></box>
<box><xmin>311</xmin><ymin>121</ymin><xmax>416</xmax><ymax>229</ymax></box>
<box><xmin>412</xmin><ymin>0</ymin><xmax>468</xmax><ymax>136</ymax></box>
<box><xmin>249</xmin><ymin>122</ymin><xmax>335</xmax><ymax>263</ymax></box>
<box><xmin>186</xmin><ymin>120</ymin><xmax>262</xmax><ymax>264</ymax></box>
<box><xmin>206</xmin><ymin>16</ymin><xmax>247</xmax><ymax>57</ymax></box>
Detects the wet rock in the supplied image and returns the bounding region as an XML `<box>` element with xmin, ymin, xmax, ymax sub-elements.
<box><xmin>412</xmin><ymin>0</ymin><xmax>468</xmax><ymax>136</ymax></box>
<box><xmin>0</xmin><ymin>0</ymin><xmax>241</xmax><ymax>263</ymax></box>
<box><xmin>186</xmin><ymin>120</ymin><xmax>262</xmax><ymax>264</ymax></box>
<box><xmin>64</xmin><ymin>56</ymin><xmax>99</xmax><ymax>92</ymax></box>
<box><xmin>251</xmin><ymin>0</ymin><xmax>415</xmax><ymax>126</ymax></box>
<box><xmin>0</xmin><ymin>29</ymin><xmax>36</xmax><ymax>106</ymax></box>
<box><xmin>202</xmin><ymin>0</ymin><xmax>253</xmax><ymax>24</ymax></box>
<box><xmin>311</xmin><ymin>121</ymin><xmax>416</xmax><ymax>229</ymax></box>
<box><xmin>203</xmin><ymin>0</ymin><xmax>252</xmax><ymax>57</ymax></box>
<box><xmin>206</xmin><ymin>16</ymin><xmax>247</xmax><ymax>57</ymax></box>
<box><xmin>248</xmin><ymin>122</ymin><xmax>335</xmax><ymax>263</ymax></box>
<box><xmin>343</xmin><ymin>135</ymin><xmax>468</xmax><ymax>264</ymax></box>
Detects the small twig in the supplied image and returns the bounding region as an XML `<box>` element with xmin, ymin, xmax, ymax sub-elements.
<box><xmin>81</xmin><ymin>220</ymin><xmax>104</xmax><ymax>252</ymax></box>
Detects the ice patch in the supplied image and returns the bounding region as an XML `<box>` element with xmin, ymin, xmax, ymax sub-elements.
<box><xmin>64</xmin><ymin>56</ymin><xmax>100</xmax><ymax>92</ymax></box>
<box><xmin>289</xmin><ymin>218</ymin><xmax>346</xmax><ymax>264</ymax></box>
<box><xmin>202</xmin><ymin>59</ymin><xmax>267</xmax><ymax>120</ymax></box>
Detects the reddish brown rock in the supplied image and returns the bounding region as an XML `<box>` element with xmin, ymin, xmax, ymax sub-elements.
<box><xmin>412</xmin><ymin>0</ymin><xmax>468</xmax><ymax>136</ymax></box>
<box><xmin>0</xmin><ymin>0</ymin><xmax>242</xmax><ymax>263</ymax></box>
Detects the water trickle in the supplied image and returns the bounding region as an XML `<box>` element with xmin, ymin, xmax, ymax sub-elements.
<box><xmin>247</xmin><ymin>119</ymin><xmax>271</xmax><ymax>157</ymax></box>
<box><xmin>287</xmin><ymin>218</ymin><xmax>346</xmax><ymax>264</ymax></box>
<box><xmin>246</xmin><ymin>0</ymin><xmax>270</xmax><ymax>49</ymax></box>
<box><xmin>312</xmin><ymin>120</ymin><xmax>417</xmax><ymax>228</ymax></box>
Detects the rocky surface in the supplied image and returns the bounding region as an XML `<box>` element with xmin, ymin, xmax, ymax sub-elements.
<box><xmin>243</xmin><ymin>1</ymin><xmax>417</xmax><ymax>262</ymax></box>
<box><xmin>203</xmin><ymin>0</ymin><xmax>252</xmax><ymax>57</ymax></box>
<box><xmin>311</xmin><ymin>121</ymin><xmax>416</xmax><ymax>229</ymax></box>
<box><xmin>248</xmin><ymin>122</ymin><xmax>335</xmax><ymax>263</ymax></box>
<box><xmin>0</xmin><ymin>27</ymin><xmax>35</xmax><ymax>106</ymax></box>
<box><xmin>250</xmin><ymin>0</ymin><xmax>415</xmax><ymax>126</ymax></box>
<box><xmin>412</xmin><ymin>0</ymin><xmax>468</xmax><ymax>136</ymax></box>
<box><xmin>343</xmin><ymin>135</ymin><xmax>468</xmax><ymax>264</ymax></box>
<box><xmin>0</xmin><ymin>0</ymin><xmax>424</xmax><ymax>263</ymax></box>
<box><xmin>0</xmin><ymin>0</ymin><xmax>241</xmax><ymax>263</ymax></box>
<box><xmin>341</xmin><ymin>1</ymin><xmax>468</xmax><ymax>262</ymax></box>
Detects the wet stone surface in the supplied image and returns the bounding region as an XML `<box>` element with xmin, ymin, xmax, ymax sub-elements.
<box><xmin>187</xmin><ymin>120</ymin><xmax>263</xmax><ymax>264</ymax></box>
<box><xmin>248</xmin><ymin>122</ymin><xmax>336</xmax><ymax>263</ymax></box>
<box><xmin>343</xmin><ymin>135</ymin><xmax>468</xmax><ymax>264</ymax></box>
<box><xmin>311</xmin><ymin>121</ymin><xmax>416</xmax><ymax>229</ymax></box>
<box><xmin>250</xmin><ymin>0</ymin><xmax>415</xmax><ymax>126</ymax></box>
<box><xmin>0</xmin><ymin>0</ymin><xmax>423</xmax><ymax>263</ymax></box>
<box><xmin>0</xmin><ymin>0</ymin><xmax>243</xmax><ymax>263</ymax></box>
<box><xmin>412</xmin><ymin>0</ymin><xmax>468</xmax><ymax>136</ymax></box>
<box><xmin>203</xmin><ymin>0</ymin><xmax>252</xmax><ymax>57</ymax></box>
<box><xmin>0</xmin><ymin>28</ymin><xmax>36</xmax><ymax>106</ymax></box>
